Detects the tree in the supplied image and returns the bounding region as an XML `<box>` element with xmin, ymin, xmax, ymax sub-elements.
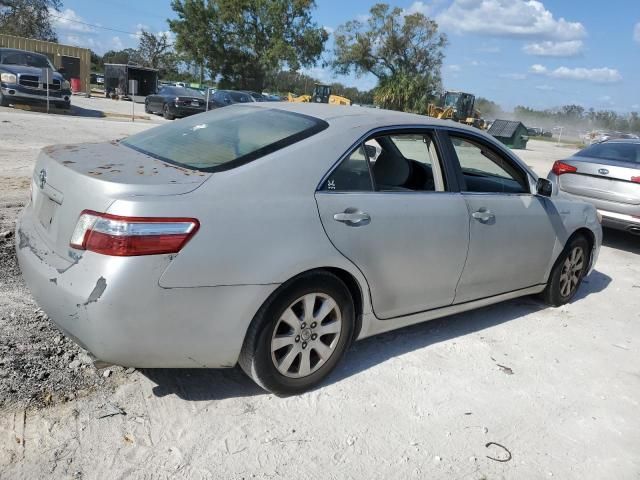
<box><xmin>0</xmin><ymin>0</ymin><xmax>62</xmax><ymax>42</ymax></box>
<box><xmin>332</xmin><ymin>3</ymin><xmax>447</xmax><ymax>112</ymax></box>
<box><xmin>102</xmin><ymin>48</ymin><xmax>140</xmax><ymax>65</ymax></box>
<box><xmin>169</xmin><ymin>0</ymin><xmax>328</xmax><ymax>91</ymax></box>
<box><xmin>136</xmin><ymin>30</ymin><xmax>179</xmax><ymax>78</ymax></box>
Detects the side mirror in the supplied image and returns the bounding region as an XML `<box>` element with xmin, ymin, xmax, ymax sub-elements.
<box><xmin>536</xmin><ymin>177</ymin><xmax>552</xmax><ymax>197</ymax></box>
<box><xmin>57</xmin><ymin>67</ymin><xmax>66</xmax><ymax>74</ymax></box>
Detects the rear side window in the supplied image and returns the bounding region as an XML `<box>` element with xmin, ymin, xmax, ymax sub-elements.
<box><xmin>578</xmin><ymin>143</ymin><xmax>640</xmax><ymax>163</ymax></box>
<box><xmin>122</xmin><ymin>106</ymin><xmax>328</xmax><ymax>172</ymax></box>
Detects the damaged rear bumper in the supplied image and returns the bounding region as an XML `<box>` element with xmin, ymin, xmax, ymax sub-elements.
<box><xmin>15</xmin><ymin>208</ymin><xmax>279</xmax><ymax>368</ymax></box>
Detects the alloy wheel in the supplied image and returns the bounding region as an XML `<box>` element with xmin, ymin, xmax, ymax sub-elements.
<box><xmin>559</xmin><ymin>246</ymin><xmax>584</xmax><ymax>297</ymax></box>
<box><xmin>270</xmin><ymin>293</ymin><xmax>343</xmax><ymax>378</ymax></box>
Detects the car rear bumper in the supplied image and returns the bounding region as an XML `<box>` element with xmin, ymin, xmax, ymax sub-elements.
<box><xmin>598</xmin><ymin>210</ymin><xmax>640</xmax><ymax>234</ymax></box>
<box><xmin>15</xmin><ymin>207</ymin><xmax>278</xmax><ymax>368</ymax></box>
<box><xmin>2</xmin><ymin>84</ymin><xmax>71</xmax><ymax>104</ymax></box>
<box><xmin>550</xmin><ymin>182</ymin><xmax>640</xmax><ymax>235</ymax></box>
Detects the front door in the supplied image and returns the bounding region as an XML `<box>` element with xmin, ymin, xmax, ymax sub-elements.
<box><xmin>445</xmin><ymin>133</ymin><xmax>557</xmax><ymax>303</ymax></box>
<box><xmin>315</xmin><ymin>130</ymin><xmax>470</xmax><ymax>319</ymax></box>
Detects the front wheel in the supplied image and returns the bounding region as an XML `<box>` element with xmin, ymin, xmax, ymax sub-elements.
<box><xmin>541</xmin><ymin>235</ymin><xmax>589</xmax><ymax>306</ymax></box>
<box><xmin>0</xmin><ymin>91</ymin><xmax>9</xmax><ymax>107</ymax></box>
<box><xmin>163</xmin><ymin>104</ymin><xmax>174</xmax><ymax>120</ymax></box>
<box><xmin>239</xmin><ymin>271</ymin><xmax>355</xmax><ymax>395</ymax></box>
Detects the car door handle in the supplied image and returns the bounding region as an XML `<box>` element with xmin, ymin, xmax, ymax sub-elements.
<box><xmin>472</xmin><ymin>209</ymin><xmax>495</xmax><ymax>223</ymax></box>
<box><xmin>333</xmin><ymin>210</ymin><xmax>371</xmax><ymax>226</ymax></box>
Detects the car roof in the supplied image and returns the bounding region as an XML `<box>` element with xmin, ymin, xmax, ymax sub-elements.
<box><xmin>245</xmin><ymin>101</ymin><xmax>483</xmax><ymax>133</ymax></box>
<box><xmin>600</xmin><ymin>138</ymin><xmax>640</xmax><ymax>145</ymax></box>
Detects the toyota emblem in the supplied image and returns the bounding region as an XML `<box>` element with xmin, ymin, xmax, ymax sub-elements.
<box><xmin>598</xmin><ymin>168</ymin><xmax>609</xmax><ymax>175</ymax></box>
<box><xmin>38</xmin><ymin>169</ymin><xmax>47</xmax><ymax>189</ymax></box>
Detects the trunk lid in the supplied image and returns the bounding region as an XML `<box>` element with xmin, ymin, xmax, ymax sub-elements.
<box><xmin>29</xmin><ymin>141</ymin><xmax>211</xmax><ymax>260</ymax></box>
<box><xmin>559</xmin><ymin>156</ymin><xmax>640</xmax><ymax>205</ymax></box>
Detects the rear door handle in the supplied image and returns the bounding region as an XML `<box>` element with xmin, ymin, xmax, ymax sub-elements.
<box><xmin>333</xmin><ymin>210</ymin><xmax>371</xmax><ymax>226</ymax></box>
<box><xmin>472</xmin><ymin>209</ymin><xmax>495</xmax><ymax>223</ymax></box>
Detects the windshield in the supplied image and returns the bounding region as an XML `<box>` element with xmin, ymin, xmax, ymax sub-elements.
<box><xmin>1</xmin><ymin>51</ymin><xmax>54</xmax><ymax>69</ymax></box>
<box><xmin>444</xmin><ymin>92</ymin><xmax>461</xmax><ymax>108</ymax></box>
<box><xmin>160</xmin><ymin>86</ymin><xmax>204</xmax><ymax>97</ymax></box>
<box><xmin>122</xmin><ymin>106</ymin><xmax>328</xmax><ymax>172</ymax></box>
<box><xmin>578</xmin><ymin>143</ymin><xmax>640</xmax><ymax>163</ymax></box>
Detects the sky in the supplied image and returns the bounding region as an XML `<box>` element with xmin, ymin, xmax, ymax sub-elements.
<box><xmin>52</xmin><ymin>0</ymin><xmax>640</xmax><ymax>112</ymax></box>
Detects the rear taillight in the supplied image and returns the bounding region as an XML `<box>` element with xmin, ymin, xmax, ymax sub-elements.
<box><xmin>552</xmin><ymin>161</ymin><xmax>578</xmax><ymax>176</ymax></box>
<box><xmin>631</xmin><ymin>176</ymin><xmax>640</xmax><ymax>184</ymax></box>
<box><xmin>70</xmin><ymin>210</ymin><xmax>199</xmax><ymax>256</ymax></box>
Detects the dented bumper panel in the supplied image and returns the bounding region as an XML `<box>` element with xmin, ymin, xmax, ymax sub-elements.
<box><xmin>15</xmin><ymin>209</ymin><xmax>279</xmax><ymax>368</ymax></box>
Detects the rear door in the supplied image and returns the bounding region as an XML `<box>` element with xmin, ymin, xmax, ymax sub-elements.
<box><xmin>315</xmin><ymin>129</ymin><xmax>470</xmax><ymax>320</ymax></box>
<box><xmin>444</xmin><ymin>131</ymin><xmax>557</xmax><ymax>303</ymax></box>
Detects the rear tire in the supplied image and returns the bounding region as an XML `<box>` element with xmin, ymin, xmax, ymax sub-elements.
<box><xmin>163</xmin><ymin>104</ymin><xmax>174</xmax><ymax>120</ymax></box>
<box><xmin>541</xmin><ymin>235</ymin><xmax>589</xmax><ymax>306</ymax></box>
<box><xmin>239</xmin><ymin>271</ymin><xmax>355</xmax><ymax>395</ymax></box>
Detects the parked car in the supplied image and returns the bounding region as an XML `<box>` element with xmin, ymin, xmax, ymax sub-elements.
<box><xmin>144</xmin><ymin>86</ymin><xmax>206</xmax><ymax>120</ymax></box>
<box><xmin>548</xmin><ymin>139</ymin><xmax>640</xmax><ymax>235</ymax></box>
<box><xmin>90</xmin><ymin>73</ymin><xmax>104</xmax><ymax>85</ymax></box>
<box><xmin>240</xmin><ymin>90</ymin><xmax>267</xmax><ymax>102</ymax></box>
<box><xmin>16</xmin><ymin>104</ymin><xmax>601</xmax><ymax>395</ymax></box>
<box><xmin>0</xmin><ymin>48</ymin><xmax>71</xmax><ymax>109</ymax></box>
<box><xmin>209</xmin><ymin>89</ymin><xmax>254</xmax><ymax>108</ymax></box>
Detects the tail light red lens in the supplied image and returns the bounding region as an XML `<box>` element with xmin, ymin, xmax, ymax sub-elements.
<box><xmin>631</xmin><ymin>176</ymin><xmax>640</xmax><ymax>184</ymax></box>
<box><xmin>552</xmin><ymin>161</ymin><xmax>578</xmax><ymax>176</ymax></box>
<box><xmin>70</xmin><ymin>210</ymin><xmax>199</xmax><ymax>256</ymax></box>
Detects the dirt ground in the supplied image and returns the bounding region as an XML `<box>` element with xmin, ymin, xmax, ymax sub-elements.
<box><xmin>0</xmin><ymin>103</ymin><xmax>639</xmax><ymax>479</ymax></box>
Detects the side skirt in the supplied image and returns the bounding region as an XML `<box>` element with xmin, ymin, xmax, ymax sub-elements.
<box><xmin>358</xmin><ymin>284</ymin><xmax>546</xmax><ymax>339</ymax></box>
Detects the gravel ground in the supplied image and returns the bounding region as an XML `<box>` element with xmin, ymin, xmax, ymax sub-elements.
<box><xmin>0</xmin><ymin>105</ymin><xmax>639</xmax><ymax>479</ymax></box>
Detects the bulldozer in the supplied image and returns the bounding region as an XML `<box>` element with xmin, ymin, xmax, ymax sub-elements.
<box><xmin>287</xmin><ymin>83</ymin><xmax>351</xmax><ymax>106</ymax></box>
<box><xmin>427</xmin><ymin>91</ymin><xmax>485</xmax><ymax>129</ymax></box>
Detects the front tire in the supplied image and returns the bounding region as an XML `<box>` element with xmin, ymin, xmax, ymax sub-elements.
<box><xmin>0</xmin><ymin>91</ymin><xmax>9</xmax><ymax>107</ymax></box>
<box><xmin>239</xmin><ymin>271</ymin><xmax>355</xmax><ymax>395</ymax></box>
<box><xmin>144</xmin><ymin>100</ymin><xmax>152</xmax><ymax>114</ymax></box>
<box><xmin>163</xmin><ymin>104</ymin><xmax>175</xmax><ymax>120</ymax></box>
<box><xmin>542</xmin><ymin>235</ymin><xmax>589</xmax><ymax>306</ymax></box>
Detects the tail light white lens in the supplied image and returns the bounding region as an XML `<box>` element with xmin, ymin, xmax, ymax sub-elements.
<box><xmin>70</xmin><ymin>210</ymin><xmax>199</xmax><ymax>256</ymax></box>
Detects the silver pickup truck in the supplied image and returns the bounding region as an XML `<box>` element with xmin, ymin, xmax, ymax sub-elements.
<box><xmin>0</xmin><ymin>48</ymin><xmax>72</xmax><ymax>109</ymax></box>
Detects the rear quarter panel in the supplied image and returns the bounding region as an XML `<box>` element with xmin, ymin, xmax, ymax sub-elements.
<box><xmin>106</xmin><ymin>125</ymin><xmax>372</xmax><ymax>312</ymax></box>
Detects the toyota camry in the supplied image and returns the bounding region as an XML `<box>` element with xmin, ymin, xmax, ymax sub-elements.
<box><xmin>16</xmin><ymin>103</ymin><xmax>602</xmax><ymax>394</ymax></box>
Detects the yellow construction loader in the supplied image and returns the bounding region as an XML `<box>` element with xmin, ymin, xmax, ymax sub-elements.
<box><xmin>427</xmin><ymin>91</ymin><xmax>485</xmax><ymax>129</ymax></box>
<box><xmin>288</xmin><ymin>83</ymin><xmax>351</xmax><ymax>106</ymax></box>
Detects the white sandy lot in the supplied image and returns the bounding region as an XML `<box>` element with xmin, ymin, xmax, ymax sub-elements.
<box><xmin>0</xmin><ymin>104</ymin><xmax>639</xmax><ymax>479</ymax></box>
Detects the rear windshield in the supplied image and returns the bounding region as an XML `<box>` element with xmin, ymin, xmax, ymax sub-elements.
<box><xmin>160</xmin><ymin>86</ymin><xmax>203</xmax><ymax>97</ymax></box>
<box><xmin>122</xmin><ymin>106</ymin><xmax>328</xmax><ymax>172</ymax></box>
<box><xmin>578</xmin><ymin>143</ymin><xmax>640</xmax><ymax>163</ymax></box>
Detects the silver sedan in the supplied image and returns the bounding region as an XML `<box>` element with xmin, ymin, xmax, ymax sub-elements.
<box><xmin>547</xmin><ymin>139</ymin><xmax>640</xmax><ymax>235</ymax></box>
<box><xmin>16</xmin><ymin>103</ymin><xmax>602</xmax><ymax>394</ymax></box>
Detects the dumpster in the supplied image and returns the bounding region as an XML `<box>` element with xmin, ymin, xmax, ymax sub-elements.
<box><xmin>487</xmin><ymin>120</ymin><xmax>530</xmax><ymax>149</ymax></box>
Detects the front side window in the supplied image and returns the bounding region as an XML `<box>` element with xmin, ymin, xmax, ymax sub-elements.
<box><xmin>450</xmin><ymin>135</ymin><xmax>529</xmax><ymax>194</ymax></box>
<box><xmin>122</xmin><ymin>106</ymin><xmax>328</xmax><ymax>172</ymax></box>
